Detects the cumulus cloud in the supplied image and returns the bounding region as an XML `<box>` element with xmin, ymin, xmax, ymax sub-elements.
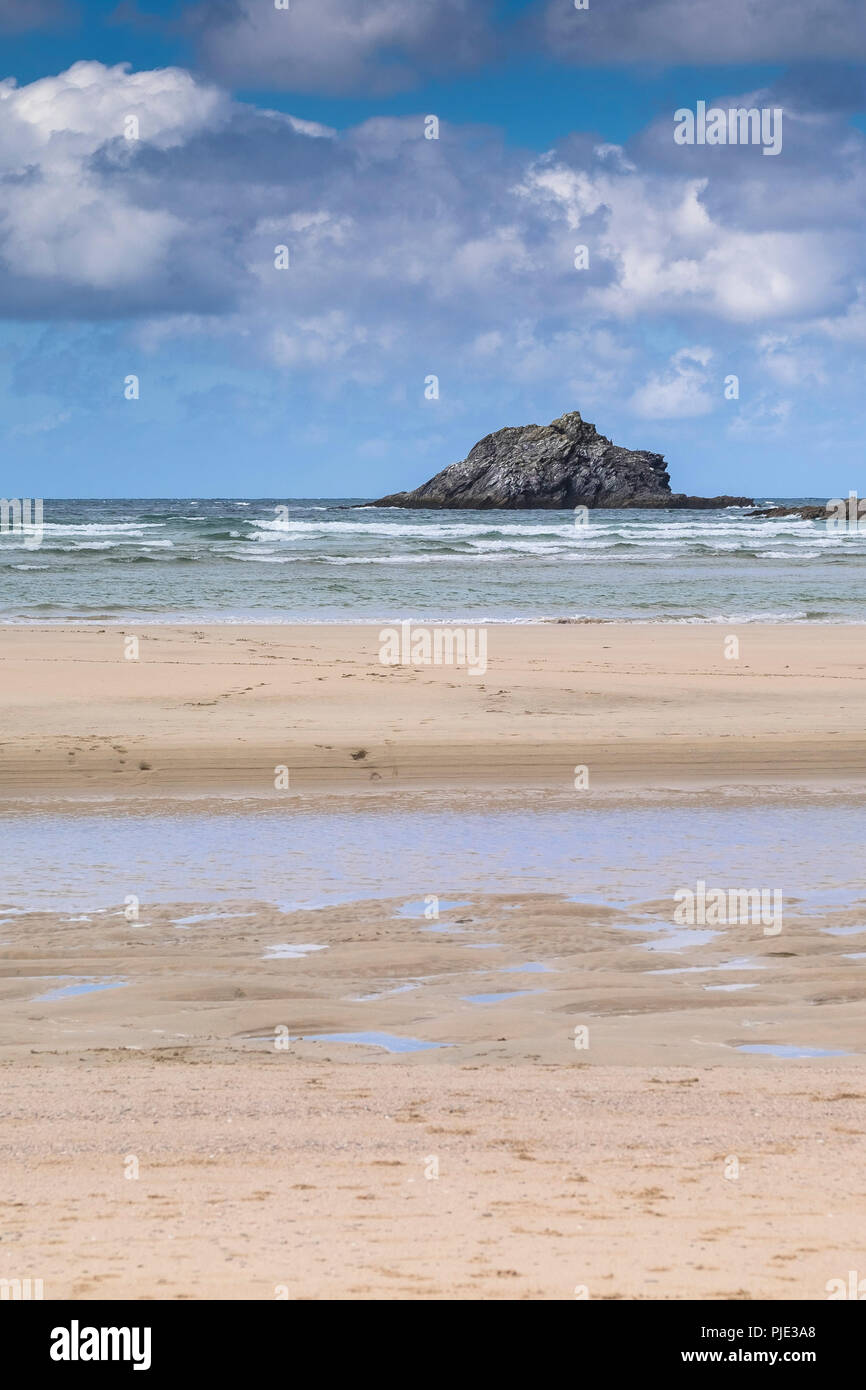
<box><xmin>537</xmin><ymin>0</ymin><xmax>866</xmax><ymax>65</ymax></box>
<box><xmin>514</xmin><ymin>150</ymin><xmax>854</xmax><ymax>325</ymax></box>
<box><xmin>190</xmin><ymin>0</ymin><xmax>497</xmax><ymax>95</ymax></box>
<box><xmin>0</xmin><ymin>63</ymin><xmax>223</xmax><ymax>299</ymax></box>
<box><xmin>629</xmin><ymin>347</ymin><xmax>716</xmax><ymax>419</ymax></box>
<box><xmin>0</xmin><ymin>62</ymin><xmax>240</xmax><ymax>316</ymax></box>
<box><xmin>0</xmin><ymin>59</ymin><xmax>864</xmax><ymax>445</ymax></box>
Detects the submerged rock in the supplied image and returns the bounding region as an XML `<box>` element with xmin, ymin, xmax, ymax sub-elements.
<box><xmin>368</xmin><ymin>411</ymin><xmax>752</xmax><ymax>510</ymax></box>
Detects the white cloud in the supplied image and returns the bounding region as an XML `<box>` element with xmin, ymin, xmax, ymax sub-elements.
<box><xmin>757</xmin><ymin>333</ymin><xmax>828</xmax><ymax>388</ymax></box>
<box><xmin>728</xmin><ymin>397</ymin><xmax>793</xmax><ymax>438</ymax></box>
<box><xmin>0</xmin><ymin>61</ymin><xmax>227</xmax><ymax>159</ymax></box>
<box><xmin>812</xmin><ymin>283</ymin><xmax>866</xmax><ymax>344</ymax></box>
<box><xmin>518</xmin><ymin>157</ymin><xmax>851</xmax><ymax>324</ymax></box>
<box><xmin>630</xmin><ymin>348</ymin><xmax>716</xmax><ymax>419</ymax></box>
<box><xmin>0</xmin><ymin>59</ymin><xmax>863</xmax><ymax>444</ymax></box>
<box><xmin>0</xmin><ymin>63</ymin><xmax>228</xmax><ymax>294</ymax></box>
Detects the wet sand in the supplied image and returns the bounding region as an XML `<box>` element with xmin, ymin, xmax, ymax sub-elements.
<box><xmin>1</xmin><ymin>890</ymin><xmax>864</xmax><ymax>1066</ymax></box>
<box><xmin>2</xmin><ymin>886</ymin><xmax>865</xmax><ymax>1298</ymax></box>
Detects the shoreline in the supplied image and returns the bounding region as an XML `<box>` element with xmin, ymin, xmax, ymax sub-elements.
<box><xmin>0</xmin><ymin>614</ymin><xmax>857</xmax><ymax>626</ymax></box>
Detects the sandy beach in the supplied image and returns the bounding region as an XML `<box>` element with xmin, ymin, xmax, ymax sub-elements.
<box><xmin>1</xmin><ymin>622</ymin><xmax>865</xmax><ymax>1300</ymax></box>
<box><xmin>3</xmin><ymin>1058</ymin><xmax>863</xmax><ymax>1301</ymax></box>
<box><xmin>7</xmin><ymin>0</ymin><xmax>866</xmax><ymax>1322</ymax></box>
<box><xmin>1</xmin><ymin>886</ymin><xmax>865</xmax><ymax>1065</ymax></box>
<box><xmin>1</xmin><ymin>622</ymin><xmax>865</xmax><ymax>796</ymax></box>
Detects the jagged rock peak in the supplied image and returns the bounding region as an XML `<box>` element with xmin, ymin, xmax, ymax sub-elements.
<box><xmin>368</xmin><ymin>410</ymin><xmax>751</xmax><ymax>511</ymax></box>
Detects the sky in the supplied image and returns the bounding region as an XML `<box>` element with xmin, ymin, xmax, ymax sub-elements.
<box><xmin>0</xmin><ymin>0</ymin><xmax>865</xmax><ymax>499</ymax></box>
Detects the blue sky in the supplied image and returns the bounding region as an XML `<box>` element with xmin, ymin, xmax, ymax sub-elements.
<box><xmin>1</xmin><ymin>0</ymin><xmax>865</xmax><ymax>498</ymax></box>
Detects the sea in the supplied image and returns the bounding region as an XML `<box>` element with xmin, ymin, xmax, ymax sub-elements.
<box><xmin>1</xmin><ymin>497</ymin><xmax>863</xmax><ymax>624</ymax></box>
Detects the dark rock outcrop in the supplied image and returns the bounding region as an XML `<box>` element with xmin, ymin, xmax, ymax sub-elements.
<box><xmin>368</xmin><ymin>411</ymin><xmax>752</xmax><ymax>510</ymax></box>
<box><xmin>648</xmin><ymin>494</ymin><xmax>757</xmax><ymax>510</ymax></box>
<box><xmin>749</xmin><ymin>504</ymin><xmax>827</xmax><ymax>520</ymax></box>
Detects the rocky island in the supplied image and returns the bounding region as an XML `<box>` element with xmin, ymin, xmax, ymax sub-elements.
<box><xmin>368</xmin><ymin>411</ymin><xmax>753</xmax><ymax>510</ymax></box>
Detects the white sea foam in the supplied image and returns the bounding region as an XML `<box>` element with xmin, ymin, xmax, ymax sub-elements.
<box><xmin>38</xmin><ymin>522</ymin><xmax>164</xmax><ymax>535</ymax></box>
<box><xmin>757</xmin><ymin>550</ymin><xmax>821</xmax><ymax>559</ymax></box>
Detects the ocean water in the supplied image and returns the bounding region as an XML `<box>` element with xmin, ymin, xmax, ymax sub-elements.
<box><xmin>1</xmin><ymin>497</ymin><xmax>863</xmax><ymax>623</ymax></box>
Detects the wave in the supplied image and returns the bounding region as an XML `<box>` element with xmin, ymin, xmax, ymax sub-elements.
<box><xmin>239</xmin><ymin>520</ymin><xmax>833</xmax><ymax>545</ymax></box>
<box><xmin>757</xmin><ymin>550</ymin><xmax>821</xmax><ymax>559</ymax></box>
<box><xmin>224</xmin><ymin>551</ymin><xmax>303</xmax><ymax>564</ymax></box>
<box><xmin>106</xmin><ymin>554</ymin><xmax>200</xmax><ymax>564</ymax></box>
<box><xmin>38</xmin><ymin>522</ymin><xmax>164</xmax><ymax>535</ymax></box>
<box><xmin>246</xmin><ymin>519</ymin><xmax>591</xmax><ymax>539</ymax></box>
<box><xmin>4</xmin><ymin>500</ymin><xmax>863</xmax><ymax>624</ymax></box>
<box><xmin>49</xmin><ymin>541</ymin><xmax>122</xmax><ymax>551</ymax></box>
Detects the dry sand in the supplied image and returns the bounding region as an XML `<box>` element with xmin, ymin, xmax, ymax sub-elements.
<box><xmin>0</xmin><ymin>622</ymin><xmax>865</xmax><ymax>796</ymax></box>
<box><xmin>2</xmin><ymin>1059</ymin><xmax>864</xmax><ymax>1300</ymax></box>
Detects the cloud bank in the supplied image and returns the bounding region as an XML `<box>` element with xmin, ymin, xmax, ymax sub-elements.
<box><xmin>538</xmin><ymin>0</ymin><xmax>866</xmax><ymax>66</ymax></box>
<box><xmin>0</xmin><ymin>60</ymin><xmax>863</xmax><ymax>436</ymax></box>
<box><xmin>191</xmin><ymin>0</ymin><xmax>497</xmax><ymax>95</ymax></box>
<box><xmin>178</xmin><ymin>0</ymin><xmax>866</xmax><ymax>92</ymax></box>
